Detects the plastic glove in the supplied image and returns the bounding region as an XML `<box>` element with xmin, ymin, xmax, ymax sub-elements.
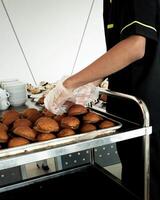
<box><xmin>73</xmin><ymin>83</ymin><xmax>99</xmax><ymax>106</ymax></box>
<box><xmin>44</xmin><ymin>78</ymin><xmax>99</xmax><ymax>115</ymax></box>
<box><xmin>44</xmin><ymin>77</ymin><xmax>74</xmax><ymax>115</ymax></box>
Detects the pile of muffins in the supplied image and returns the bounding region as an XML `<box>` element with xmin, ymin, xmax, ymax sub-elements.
<box><xmin>0</xmin><ymin>104</ymin><xmax>115</xmax><ymax>149</ymax></box>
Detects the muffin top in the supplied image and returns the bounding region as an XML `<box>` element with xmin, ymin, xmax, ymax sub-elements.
<box><xmin>8</xmin><ymin>137</ymin><xmax>30</xmax><ymax>148</ymax></box>
<box><xmin>61</xmin><ymin>116</ymin><xmax>80</xmax><ymax>130</ymax></box>
<box><xmin>2</xmin><ymin>110</ymin><xmax>20</xmax><ymax>126</ymax></box>
<box><xmin>57</xmin><ymin>128</ymin><xmax>75</xmax><ymax>138</ymax></box>
<box><xmin>13</xmin><ymin>126</ymin><xmax>37</xmax><ymax>141</ymax></box>
<box><xmin>0</xmin><ymin>128</ymin><xmax>9</xmax><ymax>143</ymax></box>
<box><xmin>80</xmin><ymin>123</ymin><xmax>97</xmax><ymax>133</ymax></box>
<box><xmin>82</xmin><ymin>112</ymin><xmax>103</xmax><ymax>124</ymax></box>
<box><xmin>35</xmin><ymin>117</ymin><xmax>59</xmax><ymax>132</ymax></box>
<box><xmin>13</xmin><ymin>118</ymin><xmax>32</xmax><ymax>129</ymax></box>
<box><xmin>68</xmin><ymin>104</ymin><xmax>88</xmax><ymax>116</ymax></box>
<box><xmin>99</xmin><ymin>120</ymin><xmax>115</xmax><ymax>129</ymax></box>
<box><xmin>37</xmin><ymin>133</ymin><xmax>56</xmax><ymax>141</ymax></box>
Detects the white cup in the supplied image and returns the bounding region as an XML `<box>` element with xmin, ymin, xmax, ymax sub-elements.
<box><xmin>0</xmin><ymin>88</ymin><xmax>10</xmax><ymax>100</ymax></box>
<box><xmin>0</xmin><ymin>99</ymin><xmax>10</xmax><ymax>110</ymax></box>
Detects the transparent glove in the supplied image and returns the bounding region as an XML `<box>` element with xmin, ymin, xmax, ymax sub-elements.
<box><xmin>73</xmin><ymin>83</ymin><xmax>99</xmax><ymax>106</ymax></box>
<box><xmin>44</xmin><ymin>77</ymin><xmax>74</xmax><ymax>115</ymax></box>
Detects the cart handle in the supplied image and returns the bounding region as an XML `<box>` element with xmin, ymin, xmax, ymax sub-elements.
<box><xmin>98</xmin><ymin>88</ymin><xmax>150</xmax><ymax>128</ymax></box>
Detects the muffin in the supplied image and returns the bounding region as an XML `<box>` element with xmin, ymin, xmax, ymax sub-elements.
<box><xmin>13</xmin><ymin>126</ymin><xmax>37</xmax><ymax>141</ymax></box>
<box><xmin>2</xmin><ymin>110</ymin><xmax>20</xmax><ymax>126</ymax></box>
<box><xmin>13</xmin><ymin>119</ymin><xmax>32</xmax><ymax>129</ymax></box>
<box><xmin>37</xmin><ymin>133</ymin><xmax>56</xmax><ymax>141</ymax></box>
<box><xmin>8</xmin><ymin>137</ymin><xmax>30</xmax><ymax>148</ymax></box>
<box><xmin>57</xmin><ymin>128</ymin><xmax>75</xmax><ymax>138</ymax></box>
<box><xmin>82</xmin><ymin>112</ymin><xmax>103</xmax><ymax>124</ymax></box>
<box><xmin>61</xmin><ymin>116</ymin><xmax>80</xmax><ymax>130</ymax></box>
<box><xmin>22</xmin><ymin>108</ymin><xmax>42</xmax><ymax>123</ymax></box>
<box><xmin>80</xmin><ymin>123</ymin><xmax>97</xmax><ymax>133</ymax></box>
<box><xmin>0</xmin><ymin>122</ymin><xmax>8</xmax><ymax>131</ymax></box>
<box><xmin>34</xmin><ymin>117</ymin><xmax>59</xmax><ymax>133</ymax></box>
<box><xmin>0</xmin><ymin>128</ymin><xmax>8</xmax><ymax>143</ymax></box>
<box><xmin>68</xmin><ymin>104</ymin><xmax>88</xmax><ymax>116</ymax></box>
<box><xmin>99</xmin><ymin>120</ymin><xmax>115</xmax><ymax>129</ymax></box>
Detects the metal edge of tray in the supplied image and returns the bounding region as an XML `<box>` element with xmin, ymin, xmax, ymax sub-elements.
<box><xmin>0</xmin><ymin>111</ymin><xmax>122</xmax><ymax>159</ymax></box>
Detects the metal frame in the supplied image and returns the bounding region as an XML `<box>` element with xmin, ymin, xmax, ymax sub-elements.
<box><xmin>97</xmin><ymin>88</ymin><xmax>151</xmax><ymax>200</ymax></box>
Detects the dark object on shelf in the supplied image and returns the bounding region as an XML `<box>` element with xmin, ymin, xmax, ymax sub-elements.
<box><xmin>0</xmin><ymin>164</ymin><xmax>140</xmax><ymax>200</ymax></box>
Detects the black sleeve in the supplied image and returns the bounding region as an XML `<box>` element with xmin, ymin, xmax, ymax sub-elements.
<box><xmin>120</xmin><ymin>0</ymin><xmax>158</xmax><ymax>41</ymax></box>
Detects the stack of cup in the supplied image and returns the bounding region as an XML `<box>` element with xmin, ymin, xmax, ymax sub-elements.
<box><xmin>0</xmin><ymin>88</ymin><xmax>10</xmax><ymax>110</ymax></box>
<box><xmin>1</xmin><ymin>80</ymin><xmax>27</xmax><ymax>107</ymax></box>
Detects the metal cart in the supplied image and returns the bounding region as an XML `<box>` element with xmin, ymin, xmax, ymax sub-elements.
<box><xmin>0</xmin><ymin>88</ymin><xmax>152</xmax><ymax>200</ymax></box>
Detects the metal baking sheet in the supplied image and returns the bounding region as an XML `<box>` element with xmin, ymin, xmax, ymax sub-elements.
<box><xmin>0</xmin><ymin>110</ymin><xmax>122</xmax><ymax>159</ymax></box>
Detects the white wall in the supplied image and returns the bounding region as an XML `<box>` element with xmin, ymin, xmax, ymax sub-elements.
<box><xmin>0</xmin><ymin>0</ymin><xmax>106</xmax><ymax>85</ymax></box>
<box><xmin>0</xmin><ymin>0</ymin><xmax>35</xmax><ymax>84</ymax></box>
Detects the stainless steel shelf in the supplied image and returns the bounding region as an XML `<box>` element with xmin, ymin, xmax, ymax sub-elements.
<box><xmin>0</xmin><ymin>126</ymin><xmax>151</xmax><ymax>170</ymax></box>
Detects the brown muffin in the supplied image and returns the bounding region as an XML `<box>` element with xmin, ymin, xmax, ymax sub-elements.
<box><xmin>68</xmin><ymin>104</ymin><xmax>88</xmax><ymax>116</ymax></box>
<box><xmin>54</xmin><ymin>113</ymin><xmax>66</xmax><ymax>123</ymax></box>
<box><xmin>34</xmin><ymin>117</ymin><xmax>59</xmax><ymax>133</ymax></box>
<box><xmin>57</xmin><ymin>128</ymin><xmax>75</xmax><ymax>138</ymax></box>
<box><xmin>23</xmin><ymin>108</ymin><xmax>38</xmax><ymax>118</ymax></box>
<box><xmin>37</xmin><ymin>133</ymin><xmax>56</xmax><ymax>141</ymax></box>
<box><xmin>13</xmin><ymin>126</ymin><xmax>37</xmax><ymax>141</ymax></box>
<box><xmin>80</xmin><ymin>123</ymin><xmax>97</xmax><ymax>133</ymax></box>
<box><xmin>82</xmin><ymin>112</ymin><xmax>103</xmax><ymax>124</ymax></box>
<box><xmin>2</xmin><ymin>110</ymin><xmax>20</xmax><ymax>126</ymax></box>
<box><xmin>42</xmin><ymin>108</ymin><xmax>55</xmax><ymax>117</ymax></box>
<box><xmin>8</xmin><ymin>137</ymin><xmax>30</xmax><ymax>148</ymax></box>
<box><xmin>99</xmin><ymin>120</ymin><xmax>115</xmax><ymax>129</ymax></box>
<box><xmin>61</xmin><ymin>116</ymin><xmax>80</xmax><ymax>130</ymax></box>
<box><xmin>0</xmin><ymin>128</ymin><xmax>8</xmax><ymax>143</ymax></box>
<box><xmin>13</xmin><ymin>119</ymin><xmax>32</xmax><ymax>129</ymax></box>
<box><xmin>0</xmin><ymin>122</ymin><xmax>8</xmax><ymax>131</ymax></box>
<box><xmin>22</xmin><ymin>108</ymin><xmax>42</xmax><ymax>123</ymax></box>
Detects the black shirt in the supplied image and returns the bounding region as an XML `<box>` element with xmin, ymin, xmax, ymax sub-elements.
<box><xmin>103</xmin><ymin>0</ymin><xmax>160</xmax><ymax>131</ymax></box>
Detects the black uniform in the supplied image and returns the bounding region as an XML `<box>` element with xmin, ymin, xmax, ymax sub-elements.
<box><xmin>103</xmin><ymin>0</ymin><xmax>160</xmax><ymax>199</ymax></box>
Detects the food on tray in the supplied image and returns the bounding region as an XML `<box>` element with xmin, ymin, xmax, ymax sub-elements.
<box><xmin>99</xmin><ymin>120</ymin><xmax>115</xmax><ymax>129</ymax></box>
<box><xmin>61</xmin><ymin>116</ymin><xmax>80</xmax><ymax>130</ymax></box>
<box><xmin>2</xmin><ymin>110</ymin><xmax>20</xmax><ymax>126</ymax></box>
<box><xmin>68</xmin><ymin>104</ymin><xmax>88</xmax><ymax>116</ymax></box>
<box><xmin>22</xmin><ymin>108</ymin><xmax>42</xmax><ymax>123</ymax></box>
<box><xmin>57</xmin><ymin>128</ymin><xmax>75</xmax><ymax>138</ymax></box>
<box><xmin>82</xmin><ymin>112</ymin><xmax>103</xmax><ymax>124</ymax></box>
<box><xmin>34</xmin><ymin>117</ymin><xmax>59</xmax><ymax>133</ymax></box>
<box><xmin>0</xmin><ymin>128</ymin><xmax>8</xmax><ymax>143</ymax></box>
<box><xmin>8</xmin><ymin>137</ymin><xmax>30</xmax><ymax>148</ymax></box>
<box><xmin>54</xmin><ymin>113</ymin><xmax>66</xmax><ymax>123</ymax></box>
<box><xmin>37</xmin><ymin>133</ymin><xmax>56</xmax><ymax>141</ymax></box>
<box><xmin>80</xmin><ymin>123</ymin><xmax>97</xmax><ymax>133</ymax></box>
<box><xmin>27</xmin><ymin>82</ymin><xmax>55</xmax><ymax>95</ymax></box>
<box><xmin>13</xmin><ymin>119</ymin><xmax>32</xmax><ymax>129</ymax></box>
<box><xmin>13</xmin><ymin>126</ymin><xmax>37</xmax><ymax>141</ymax></box>
<box><xmin>42</xmin><ymin>108</ymin><xmax>55</xmax><ymax>117</ymax></box>
<box><xmin>0</xmin><ymin>122</ymin><xmax>8</xmax><ymax>131</ymax></box>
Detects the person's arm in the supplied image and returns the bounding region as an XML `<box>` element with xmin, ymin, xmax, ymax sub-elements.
<box><xmin>64</xmin><ymin>35</ymin><xmax>146</xmax><ymax>90</ymax></box>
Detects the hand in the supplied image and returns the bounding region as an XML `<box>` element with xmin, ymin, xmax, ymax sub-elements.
<box><xmin>44</xmin><ymin>77</ymin><xmax>74</xmax><ymax>115</ymax></box>
<box><xmin>73</xmin><ymin>83</ymin><xmax>99</xmax><ymax>106</ymax></box>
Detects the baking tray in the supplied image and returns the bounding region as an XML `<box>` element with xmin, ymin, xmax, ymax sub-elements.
<box><xmin>0</xmin><ymin>109</ymin><xmax>122</xmax><ymax>159</ymax></box>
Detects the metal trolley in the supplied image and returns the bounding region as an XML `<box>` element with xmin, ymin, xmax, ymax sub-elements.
<box><xmin>0</xmin><ymin>88</ymin><xmax>151</xmax><ymax>200</ymax></box>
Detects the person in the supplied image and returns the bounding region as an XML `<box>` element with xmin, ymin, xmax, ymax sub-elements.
<box><xmin>44</xmin><ymin>0</ymin><xmax>160</xmax><ymax>199</ymax></box>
